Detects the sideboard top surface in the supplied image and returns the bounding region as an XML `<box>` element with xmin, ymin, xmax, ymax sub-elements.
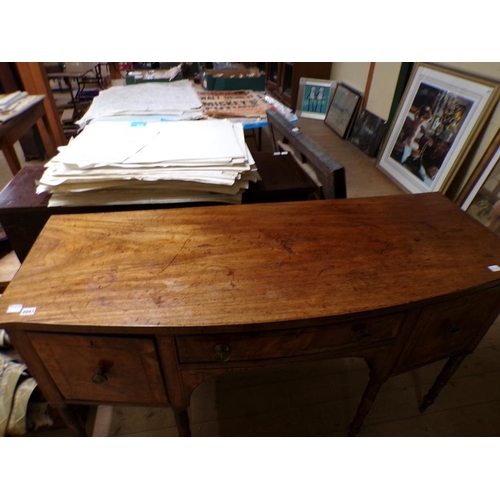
<box><xmin>1</xmin><ymin>193</ymin><xmax>499</xmax><ymax>331</ymax></box>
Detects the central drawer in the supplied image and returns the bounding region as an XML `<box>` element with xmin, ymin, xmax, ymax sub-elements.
<box><xmin>27</xmin><ymin>332</ymin><xmax>168</xmax><ymax>405</ymax></box>
<box><xmin>176</xmin><ymin>313</ymin><xmax>404</xmax><ymax>364</ymax></box>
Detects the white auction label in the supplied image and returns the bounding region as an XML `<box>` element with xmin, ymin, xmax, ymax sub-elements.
<box><xmin>20</xmin><ymin>307</ymin><xmax>37</xmax><ymax>316</ymax></box>
<box><xmin>487</xmin><ymin>265</ymin><xmax>500</xmax><ymax>272</ymax></box>
<box><xmin>7</xmin><ymin>304</ymin><xmax>23</xmax><ymax>313</ymax></box>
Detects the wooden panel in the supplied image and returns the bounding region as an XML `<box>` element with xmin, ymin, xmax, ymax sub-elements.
<box><xmin>395</xmin><ymin>286</ymin><xmax>500</xmax><ymax>372</ymax></box>
<box><xmin>176</xmin><ymin>313</ymin><xmax>404</xmax><ymax>364</ymax></box>
<box><xmin>27</xmin><ymin>333</ymin><xmax>168</xmax><ymax>405</ymax></box>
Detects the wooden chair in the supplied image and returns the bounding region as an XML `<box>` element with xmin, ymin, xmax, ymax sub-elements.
<box><xmin>266</xmin><ymin>108</ymin><xmax>347</xmax><ymax>199</ymax></box>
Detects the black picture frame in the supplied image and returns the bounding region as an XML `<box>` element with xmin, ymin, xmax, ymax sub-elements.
<box><xmin>324</xmin><ymin>83</ymin><xmax>362</xmax><ymax>138</ymax></box>
<box><xmin>349</xmin><ymin>110</ymin><xmax>387</xmax><ymax>157</ymax></box>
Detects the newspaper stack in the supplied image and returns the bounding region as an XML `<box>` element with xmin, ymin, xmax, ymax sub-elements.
<box><xmin>76</xmin><ymin>80</ymin><xmax>204</xmax><ymax>127</ymax></box>
<box><xmin>37</xmin><ymin>118</ymin><xmax>259</xmax><ymax>207</ymax></box>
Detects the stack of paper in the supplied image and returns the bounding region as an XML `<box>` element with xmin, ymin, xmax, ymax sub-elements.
<box><xmin>0</xmin><ymin>92</ymin><xmax>43</xmax><ymax>123</ymax></box>
<box><xmin>37</xmin><ymin>119</ymin><xmax>259</xmax><ymax>207</ymax></box>
<box><xmin>76</xmin><ymin>80</ymin><xmax>204</xmax><ymax>127</ymax></box>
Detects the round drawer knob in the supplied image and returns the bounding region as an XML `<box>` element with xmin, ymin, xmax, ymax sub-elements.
<box><xmin>92</xmin><ymin>372</ymin><xmax>108</xmax><ymax>384</ymax></box>
<box><xmin>444</xmin><ymin>321</ymin><xmax>461</xmax><ymax>336</ymax></box>
<box><xmin>214</xmin><ymin>344</ymin><xmax>231</xmax><ymax>362</ymax></box>
<box><xmin>354</xmin><ymin>326</ymin><xmax>372</xmax><ymax>344</ymax></box>
<box><xmin>92</xmin><ymin>359</ymin><xmax>114</xmax><ymax>384</ymax></box>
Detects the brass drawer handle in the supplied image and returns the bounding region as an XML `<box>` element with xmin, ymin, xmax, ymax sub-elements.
<box><xmin>92</xmin><ymin>359</ymin><xmax>114</xmax><ymax>384</ymax></box>
<box><xmin>214</xmin><ymin>344</ymin><xmax>231</xmax><ymax>362</ymax></box>
<box><xmin>354</xmin><ymin>326</ymin><xmax>372</xmax><ymax>344</ymax></box>
<box><xmin>443</xmin><ymin>321</ymin><xmax>461</xmax><ymax>337</ymax></box>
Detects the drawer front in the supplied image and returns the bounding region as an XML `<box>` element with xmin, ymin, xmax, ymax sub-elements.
<box><xmin>396</xmin><ymin>287</ymin><xmax>500</xmax><ymax>372</ymax></box>
<box><xmin>27</xmin><ymin>332</ymin><xmax>168</xmax><ymax>405</ymax></box>
<box><xmin>176</xmin><ymin>313</ymin><xmax>404</xmax><ymax>364</ymax></box>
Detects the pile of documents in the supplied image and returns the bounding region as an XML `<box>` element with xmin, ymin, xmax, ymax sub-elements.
<box><xmin>76</xmin><ymin>80</ymin><xmax>204</xmax><ymax>127</ymax></box>
<box><xmin>37</xmin><ymin>118</ymin><xmax>259</xmax><ymax>207</ymax></box>
<box><xmin>0</xmin><ymin>92</ymin><xmax>43</xmax><ymax>123</ymax></box>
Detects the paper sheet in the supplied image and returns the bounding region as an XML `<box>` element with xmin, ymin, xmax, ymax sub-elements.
<box><xmin>76</xmin><ymin>81</ymin><xmax>204</xmax><ymax>127</ymax></box>
<box><xmin>38</xmin><ymin>118</ymin><xmax>257</xmax><ymax>207</ymax></box>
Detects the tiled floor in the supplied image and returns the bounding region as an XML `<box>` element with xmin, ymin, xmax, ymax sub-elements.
<box><xmin>2</xmin><ymin>82</ymin><xmax>500</xmax><ymax>437</ymax></box>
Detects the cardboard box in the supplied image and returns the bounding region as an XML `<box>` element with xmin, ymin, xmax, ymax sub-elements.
<box><xmin>201</xmin><ymin>69</ymin><xmax>265</xmax><ymax>91</ymax></box>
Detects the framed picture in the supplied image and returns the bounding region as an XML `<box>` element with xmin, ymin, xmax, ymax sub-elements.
<box><xmin>324</xmin><ymin>83</ymin><xmax>362</xmax><ymax>138</ymax></box>
<box><xmin>377</xmin><ymin>63</ymin><xmax>500</xmax><ymax>194</ymax></box>
<box><xmin>297</xmin><ymin>78</ymin><xmax>337</xmax><ymax>120</ymax></box>
<box><xmin>461</xmin><ymin>136</ymin><xmax>500</xmax><ymax>237</ymax></box>
<box><xmin>350</xmin><ymin>109</ymin><xmax>387</xmax><ymax>157</ymax></box>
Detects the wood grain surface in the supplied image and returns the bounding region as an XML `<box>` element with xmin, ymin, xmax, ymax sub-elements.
<box><xmin>1</xmin><ymin>192</ymin><xmax>500</xmax><ymax>332</ymax></box>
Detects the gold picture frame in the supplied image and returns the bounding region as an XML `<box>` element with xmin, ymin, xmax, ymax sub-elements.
<box><xmin>460</xmin><ymin>129</ymin><xmax>500</xmax><ymax>236</ymax></box>
<box><xmin>377</xmin><ymin>63</ymin><xmax>500</xmax><ymax>194</ymax></box>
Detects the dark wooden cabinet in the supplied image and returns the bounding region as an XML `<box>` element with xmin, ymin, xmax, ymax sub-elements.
<box><xmin>265</xmin><ymin>62</ymin><xmax>332</xmax><ymax>110</ymax></box>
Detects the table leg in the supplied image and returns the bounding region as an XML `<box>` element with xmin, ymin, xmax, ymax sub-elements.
<box><xmin>89</xmin><ymin>405</ymin><xmax>114</xmax><ymax>437</ymax></box>
<box><xmin>419</xmin><ymin>353</ymin><xmax>467</xmax><ymax>413</ymax></box>
<box><xmin>348</xmin><ymin>379</ymin><xmax>383</xmax><ymax>436</ymax></box>
<box><xmin>174</xmin><ymin>409</ymin><xmax>191</xmax><ymax>437</ymax></box>
<box><xmin>1</xmin><ymin>143</ymin><xmax>23</xmax><ymax>175</ymax></box>
<box><xmin>56</xmin><ymin>404</ymin><xmax>88</xmax><ymax>436</ymax></box>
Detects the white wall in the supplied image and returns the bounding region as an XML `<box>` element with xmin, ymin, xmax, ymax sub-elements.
<box><xmin>330</xmin><ymin>63</ymin><xmax>370</xmax><ymax>95</ymax></box>
<box><xmin>366</xmin><ymin>62</ymin><xmax>401</xmax><ymax>121</ymax></box>
<box><xmin>330</xmin><ymin>62</ymin><xmax>401</xmax><ymax>121</ymax></box>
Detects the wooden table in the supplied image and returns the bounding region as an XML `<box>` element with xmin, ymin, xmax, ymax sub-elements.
<box><xmin>0</xmin><ymin>153</ymin><xmax>321</xmax><ymax>263</ymax></box>
<box><xmin>1</xmin><ymin>193</ymin><xmax>500</xmax><ymax>436</ymax></box>
<box><xmin>47</xmin><ymin>63</ymin><xmax>105</xmax><ymax>120</ymax></box>
<box><xmin>47</xmin><ymin>63</ymin><xmax>105</xmax><ymax>100</ymax></box>
<box><xmin>0</xmin><ymin>96</ymin><xmax>56</xmax><ymax>176</ymax></box>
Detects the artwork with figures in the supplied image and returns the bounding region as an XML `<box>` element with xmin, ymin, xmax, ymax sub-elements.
<box><xmin>390</xmin><ymin>83</ymin><xmax>473</xmax><ymax>187</ymax></box>
<box><xmin>462</xmin><ymin>145</ymin><xmax>500</xmax><ymax>236</ymax></box>
<box><xmin>303</xmin><ymin>83</ymin><xmax>329</xmax><ymax>114</ymax></box>
<box><xmin>297</xmin><ymin>78</ymin><xmax>336</xmax><ymax>120</ymax></box>
<box><xmin>378</xmin><ymin>63</ymin><xmax>500</xmax><ymax>195</ymax></box>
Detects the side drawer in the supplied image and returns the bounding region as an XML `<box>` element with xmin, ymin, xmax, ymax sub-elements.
<box><xmin>176</xmin><ymin>313</ymin><xmax>404</xmax><ymax>364</ymax></box>
<box><xmin>27</xmin><ymin>332</ymin><xmax>168</xmax><ymax>405</ymax></box>
<box><xmin>395</xmin><ymin>287</ymin><xmax>500</xmax><ymax>372</ymax></box>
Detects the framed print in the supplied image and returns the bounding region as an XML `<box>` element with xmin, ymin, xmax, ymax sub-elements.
<box><xmin>461</xmin><ymin>141</ymin><xmax>500</xmax><ymax>237</ymax></box>
<box><xmin>297</xmin><ymin>78</ymin><xmax>337</xmax><ymax>120</ymax></box>
<box><xmin>324</xmin><ymin>83</ymin><xmax>362</xmax><ymax>138</ymax></box>
<box><xmin>377</xmin><ymin>63</ymin><xmax>500</xmax><ymax>194</ymax></box>
<box><xmin>350</xmin><ymin>109</ymin><xmax>387</xmax><ymax>157</ymax></box>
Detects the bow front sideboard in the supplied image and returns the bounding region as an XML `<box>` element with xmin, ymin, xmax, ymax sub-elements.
<box><xmin>1</xmin><ymin>193</ymin><xmax>500</xmax><ymax>436</ymax></box>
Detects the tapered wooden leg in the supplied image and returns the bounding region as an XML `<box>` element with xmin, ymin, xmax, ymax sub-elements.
<box><xmin>56</xmin><ymin>404</ymin><xmax>88</xmax><ymax>436</ymax></box>
<box><xmin>1</xmin><ymin>144</ymin><xmax>22</xmax><ymax>175</ymax></box>
<box><xmin>419</xmin><ymin>353</ymin><xmax>467</xmax><ymax>413</ymax></box>
<box><xmin>174</xmin><ymin>409</ymin><xmax>191</xmax><ymax>437</ymax></box>
<box><xmin>348</xmin><ymin>380</ymin><xmax>383</xmax><ymax>436</ymax></box>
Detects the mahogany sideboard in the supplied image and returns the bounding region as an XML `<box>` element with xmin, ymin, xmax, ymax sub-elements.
<box><xmin>1</xmin><ymin>193</ymin><xmax>500</xmax><ymax>436</ymax></box>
